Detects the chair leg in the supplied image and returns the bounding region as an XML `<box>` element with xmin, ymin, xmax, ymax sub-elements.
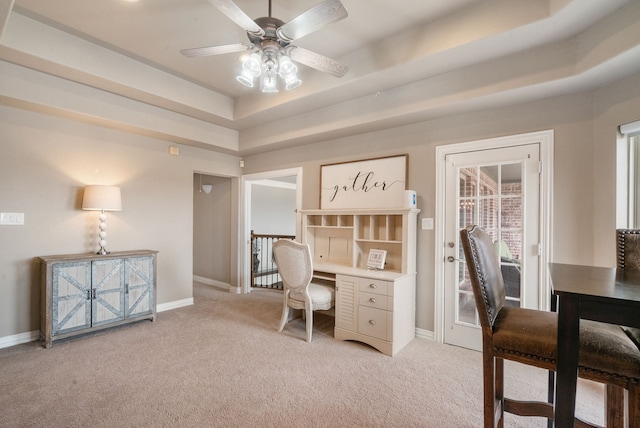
<box><xmin>547</xmin><ymin>371</ymin><xmax>555</xmax><ymax>428</ymax></box>
<box><xmin>495</xmin><ymin>357</ymin><xmax>504</xmax><ymax>428</ymax></box>
<box><xmin>629</xmin><ymin>384</ymin><xmax>639</xmax><ymax>428</ymax></box>
<box><xmin>604</xmin><ymin>384</ymin><xmax>624</xmax><ymax>428</ymax></box>
<box><xmin>278</xmin><ymin>299</ymin><xmax>289</xmax><ymax>333</ymax></box>
<box><xmin>305</xmin><ymin>307</ymin><xmax>313</xmax><ymax>343</ymax></box>
<box><xmin>482</xmin><ymin>349</ymin><xmax>498</xmax><ymax>428</ymax></box>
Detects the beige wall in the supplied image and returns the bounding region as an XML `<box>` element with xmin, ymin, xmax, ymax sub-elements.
<box><xmin>0</xmin><ymin>106</ymin><xmax>241</xmax><ymax>338</ymax></box>
<box><xmin>193</xmin><ymin>174</ymin><xmax>232</xmax><ymax>284</ymax></box>
<box><xmin>2</xmin><ymin>66</ymin><xmax>639</xmax><ymax>340</ymax></box>
<box><xmin>251</xmin><ymin>184</ymin><xmax>296</xmax><ymax>236</ymax></box>
<box><xmin>241</xmin><ymin>72</ymin><xmax>640</xmax><ymax>332</ymax></box>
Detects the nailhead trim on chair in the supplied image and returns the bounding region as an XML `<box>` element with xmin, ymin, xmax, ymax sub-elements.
<box><xmin>468</xmin><ymin>228</ymin><xmax>498</xmax><ymax>324</ymax></box>
<box><xmin>578</xmin><ymin>367</ymin><xmax>639</xmax><ymax>385</ymax></box>
<box><xmin>496</xmin><ymin>348</ymin><xmax>555</xmax><ymax>365</ymax></box>
<box><xmin>496</xmin><ymin>348</ymin><xmax>639</xmax><ymax>385</ymax></box>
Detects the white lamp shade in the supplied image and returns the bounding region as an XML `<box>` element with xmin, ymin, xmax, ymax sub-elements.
<box><xmin>82</xmin><ymin>185</ymin><xmax>122</xmax><ymax>211</ymax></box>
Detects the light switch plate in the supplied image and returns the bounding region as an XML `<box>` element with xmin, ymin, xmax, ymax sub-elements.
<box><xmin>0</xmin><ymin>212</ymin><xmax>25</xmax><ymax>225</ymax></box>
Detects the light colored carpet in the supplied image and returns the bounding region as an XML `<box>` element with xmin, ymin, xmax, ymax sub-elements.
<box><xmin>0</xmin><ymin>282</ymin><xmax>604</xmax><ymax>427</ymax></box>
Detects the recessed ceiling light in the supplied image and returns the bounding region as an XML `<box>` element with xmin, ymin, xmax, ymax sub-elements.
<box><xmin>123</xmin><ymin>0</ymin><xmax>139</xmax><ymax>3</ymax></box>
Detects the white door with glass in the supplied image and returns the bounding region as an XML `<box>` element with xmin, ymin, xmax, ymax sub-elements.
<box><xmin>443</xmin><ymin>144</ymin><xmax>541</xmax><ymax>351</ymax></box>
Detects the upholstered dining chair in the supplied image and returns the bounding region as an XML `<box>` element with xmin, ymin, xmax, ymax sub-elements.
<box><xmin>272</xmin><ymin>239</ymin><xmax>335</xmax><ymax>343</ymax></box>
<box><xmin>616</xmin><ymin>229</ymin><xmax>640</xmax><ymax>348</ymax></box>
<box><xmin>460</xmin><ymin>225</ymin><xmax>640</xmax><ymax>428</ymax></box>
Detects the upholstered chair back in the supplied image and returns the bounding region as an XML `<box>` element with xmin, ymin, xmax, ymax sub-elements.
<box><xmin>615</xmin><ymin>229</ymin><xmax>640</xmax><ymax>348</ymax></box>
<box><xmin>272</xmin><ymin>239</ymin><xmax>313</xmax><ymax>296</ymax></box>
<box><xmin>460</xmin><ymin>225</ymin><xmax>506</xmax><ymax>328</ymax></box>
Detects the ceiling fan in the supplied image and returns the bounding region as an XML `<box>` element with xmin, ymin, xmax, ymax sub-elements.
<box><xmin>180</xmin><ymin>0</ymin><xmax>349</xmax><ymax>92</ymax></box>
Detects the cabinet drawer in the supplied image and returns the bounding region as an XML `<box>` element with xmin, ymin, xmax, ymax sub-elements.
<box><xmin>358</xmin><ymin>306</ymin><xmax>388</xmax><ymax>340</ymax></box>
<box><xmin>359</xmin><ymin>292</ymin><xmax>389</xmax><ymax>310</ymax></box>
<box><xmin>359</xmin><ymin>279</ymin><xmax>389</xmax><ymax>296</ymax></box>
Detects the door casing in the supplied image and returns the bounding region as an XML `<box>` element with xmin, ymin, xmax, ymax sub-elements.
<box><xmin>239</xmin><ymin>167</ymin><xmax>303</xmax><ymax>294</ymax></box>
<box><xmin>434</xmin><ymin>130</ymin><xmax>554</xmax><ymax>343</ymax></box>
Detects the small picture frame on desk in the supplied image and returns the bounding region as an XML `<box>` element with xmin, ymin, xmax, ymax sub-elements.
<box><xmin>367</xmin><ymin>249</ymin><xmax>387</xmax><ymax>270</ymax></box>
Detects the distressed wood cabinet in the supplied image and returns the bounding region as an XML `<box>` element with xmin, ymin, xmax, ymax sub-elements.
<box><xmin>38</xmin><ymin>250</ymin><xmax>157</xmax><ymax>348</ymax></box>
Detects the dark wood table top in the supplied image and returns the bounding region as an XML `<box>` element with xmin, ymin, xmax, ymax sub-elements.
<box><xmin>549</xmin><ymin>262</ymin><xmax>640</xmax><ymax>306</ymax></box>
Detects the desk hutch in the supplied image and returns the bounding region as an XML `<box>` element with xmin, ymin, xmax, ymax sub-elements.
<box><xmin>301</xmin><ymin>208</ymin><xmax>419</xmax><ymax>356</ymax></box>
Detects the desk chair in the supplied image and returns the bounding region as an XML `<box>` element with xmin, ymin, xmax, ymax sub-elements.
<box><xmin>616</xmin><ymin>229</ymin><xmax>640</xmax><ymax>348</ymax></box>
<box><xmin>460</xmin><ymin>225</ymin><xmax>640</xmax><ymax>428</ymax></box>
<box><xmin>272</xmin><ymin>240</ymin><xmax>335</xmax><ymax>343</ymax></box>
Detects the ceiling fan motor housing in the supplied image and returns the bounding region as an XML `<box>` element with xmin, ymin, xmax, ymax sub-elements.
<box><xmin>250</xmin><ymin>17</ymin><xmax>289</xmax><ymax>49</ymax></box>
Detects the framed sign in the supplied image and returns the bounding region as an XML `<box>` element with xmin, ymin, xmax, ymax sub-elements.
<box><xmin>320</xmin><ymin>154</ymin><xmax>408</xmax><ymax>209</ymax></box>
<box><xmin>367</xmin><ymin>249</ymin><xmax>387</xmax><ymax>270</ymax></box>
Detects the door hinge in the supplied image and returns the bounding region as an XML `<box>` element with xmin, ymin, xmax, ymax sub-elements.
<box><xmin>537</xmin><ymin>243</ymin><xmax>542</xmax><ymax>256</ymax></box>
<box><xmin>538</xmin><ymin>161</ymin><xmax>542</xmax><ymax>174</ymax></box>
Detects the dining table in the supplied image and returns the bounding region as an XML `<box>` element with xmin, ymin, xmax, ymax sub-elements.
<box><xmin>548</xmin><ymin>263</ymin><xmax>640</xmax><ymax>427</ymax></box>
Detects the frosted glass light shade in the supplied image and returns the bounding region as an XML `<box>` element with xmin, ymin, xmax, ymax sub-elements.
<box><xmin>82</xmin><ymin>185</ymin><xmax>122</xmax><ymax>211</ymax></box>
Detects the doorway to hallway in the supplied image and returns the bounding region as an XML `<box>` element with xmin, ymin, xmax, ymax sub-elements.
<box><xmin>240</xmin><ymin>167</ymin><xmax>303</xmax><ymax>293</ymax></box>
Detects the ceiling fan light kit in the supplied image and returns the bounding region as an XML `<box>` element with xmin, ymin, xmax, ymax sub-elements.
<box><xmin>236</xmin><ymin>40</ymin><xmax>301</xmax><ymax>92</ymax></box>
<box><xmin>181</xmin><ymin>0</ymin><xmax>349</xmax><ymax>93</ymax></box>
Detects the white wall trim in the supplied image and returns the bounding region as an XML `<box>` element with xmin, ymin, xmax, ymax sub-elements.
<box><xmin>251</xmin><ymin>179</ymin><xmax>296</xmax><ymax>190</ymax></box>
<box><xmin>620</xmin><ymin>119</ymin><xmax>640</xmax><ymax>136</ymax></box>
<box><xmin>157</xmin><ymin>298</ymin><xmax>194</xmax><ymax>312</ymax></box>
<box><xmin>0</xmin><ymin>297</ymin><xmax>196</xmax><ymax>349</ymax></box>
<box><xmin>0</xmin><ymin>330</ymin><xmax>39</xmax><ymax>349</ymax></box>
<box><xmin>193</xmin><ymin>275</ymin><xmax>231</xmax><ymax>291</ymax></box>
<box><xmin>433</xmin><ymin>130</ymin><xmax>554</xmax><ymax>344</ymax></box>
<box><xmin>240</xmin><ymin>167</ymin><xmax>303</xmax><ymax>294</ymax></box>
<box><xmin>415</xmin><ymin>327</ymin><xmax>434</xmax><ymax>341</ymax></box>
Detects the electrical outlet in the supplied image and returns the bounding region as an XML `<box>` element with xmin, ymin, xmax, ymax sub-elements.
<box><xmin>0</xmin><ymin>212</ymin><xmax>25</xmax><ymax>225</ymax></box>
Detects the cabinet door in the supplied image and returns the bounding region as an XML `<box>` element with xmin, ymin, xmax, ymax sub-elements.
<box><xmin>335</xmin><ymin>275</ymin><xmax>357</xmax><ymax>331</ymax></box>
<box><xmin>125</xmin><ymin>256</ymin><xmax>154</xmax><ymax>318</ymax></box>
<box><xmin>52</xmin><ymin>261</ymin><xmax>91</xmax><ymax>335</ymax></box>
<box><xmin>92</xmin><ymin>259</ymin><xmax>125</xmax><ymax>326</ymax></box>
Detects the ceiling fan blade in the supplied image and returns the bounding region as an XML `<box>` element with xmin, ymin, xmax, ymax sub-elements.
<box><xmin>277</xmin><ymin>0</ymin><xmax>347</xmax><ymax>42</ymax></box>
<box><xmin>289</xmin><ymin>46</ymin><xmax>348</xmax><ymax>78</ymax></box>
<box><xmin>208</xmin><ymin>0</ymin><xmax>265</xmax><ymax>37</ymax></box>
<box><xmin>180</xmin><ymin>43</ymin><xmax>253</xmax><ymax>58</ymax></box>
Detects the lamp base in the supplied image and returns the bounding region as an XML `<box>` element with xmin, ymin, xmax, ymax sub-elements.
<box><xmin>97</xmin><ymin>247</ymin><xmax>110</xmax><ymax>255</ymax></box>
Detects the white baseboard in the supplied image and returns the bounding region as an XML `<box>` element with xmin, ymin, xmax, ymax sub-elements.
<box><xmin>0</xmin><ymin>330</ymin><xmax>39</xmax><ymax>349</ymax></box>
<box><xmin>193</xmin><ymin>275</ymin><xmax>231</xmax><ymax>291</ymax></box>
<box><xmin>415</xmin><ymin>327</ymin><xmax>434</xmax><ymax>341</ymax></box>
<box><xmin>0</xmin><ymin>307</ymin><xmax>435</xmax><ymax>349</ymax></box>
<box><xmin>157</xmin><ymin>298</ymin><xmax>194</xmax><ymax>312</ymax></box>
<box><xmin>0</xmin><ymin>298</ymin><xmax>194</xmax><ymax>349</ymax></box>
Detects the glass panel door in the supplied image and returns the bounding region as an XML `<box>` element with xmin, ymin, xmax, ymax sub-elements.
<box><xmin>444</xmin><ymin>144</ymin><xmax>539</xmax><ymax>350</ymax></box>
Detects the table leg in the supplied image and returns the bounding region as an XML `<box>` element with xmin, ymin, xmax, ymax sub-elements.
<box><xmin>555</xmin><ymin>294</ymin><xmax>580</xmax><ymax>427</ymax></box>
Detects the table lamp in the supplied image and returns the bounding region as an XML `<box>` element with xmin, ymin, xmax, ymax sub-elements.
<box><xmin>82</xmin><ymin>185</ymin><xmax>122</xmax><ymax>255</ymax></box>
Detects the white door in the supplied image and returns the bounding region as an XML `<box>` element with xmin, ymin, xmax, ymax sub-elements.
<box><xmin>443</xmin><ymin>144</ymin><xmax>541</xmax><ymax>351</ymax></box>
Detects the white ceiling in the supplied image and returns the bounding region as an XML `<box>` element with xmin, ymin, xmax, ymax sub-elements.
<box><xmin>2</xmin><ymin>0</ymin><xmax>639</xmax><ymax>155</ymax></box>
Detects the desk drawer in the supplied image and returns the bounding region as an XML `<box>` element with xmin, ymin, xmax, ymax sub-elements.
<box><xmin>358</xmin><ymin>306</ymin><xmax>388</xmax><ymax>340</ymax></box>
<box><xmin>359</xmin><ymin>292</ymin><xmax>389</xmax><ymax>310</ymax></box>
<box><xmin>359</xmin><ymin>279</ymin><xmax>389</xmax><ymax>296</ymax></box>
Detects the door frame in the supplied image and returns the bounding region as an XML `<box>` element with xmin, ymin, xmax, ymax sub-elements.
<box><xmin>433</xmin><ymin>130</ymin><xmax>554</xmax><ymax>343</ymax></box>
<box><xmin>239</xmin><ymin>167</ymin><xmax>303</xmax><ymax>294</ymax></box>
